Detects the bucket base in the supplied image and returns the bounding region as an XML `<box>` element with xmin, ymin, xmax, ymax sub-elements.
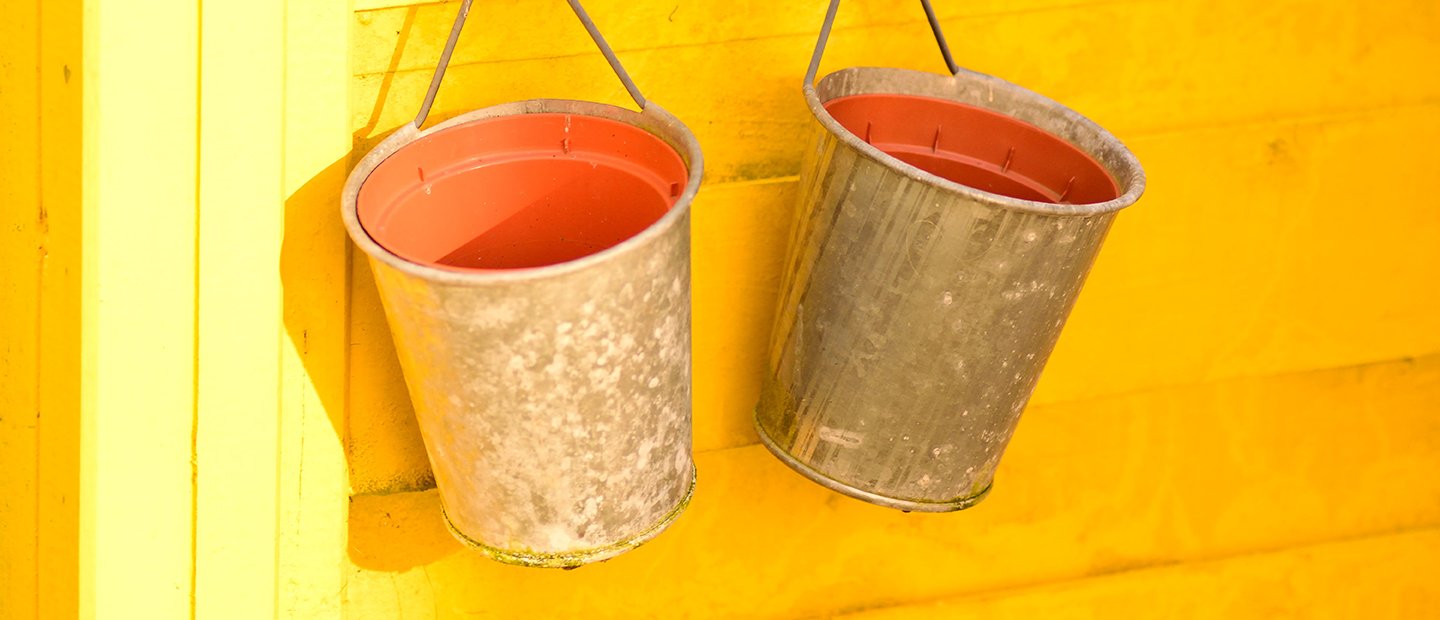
<box><xmin>439</xmin><ymin>466</ymin><xmax>697</xmax><ymax>568</ymax></box>
<box><xmin>753</xmin><ymin>414</ymin><xmax>991</xmax><ymax>513</ymax></box>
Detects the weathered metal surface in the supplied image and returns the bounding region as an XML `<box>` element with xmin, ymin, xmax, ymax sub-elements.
<box><xmin>343</xmin><ymin>99</ymin><xmax>702</xmax><ymax>566</ymax></box>
<box><xmin>756</xmin><ymin>66</ymin><xmax>1146</xmax><ymax>512</ymax></box>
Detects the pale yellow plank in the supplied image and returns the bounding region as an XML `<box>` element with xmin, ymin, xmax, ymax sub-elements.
<box><xmin>36</xmin><ymin>1</ymin><xmax>84</xmax><ymax>617</ymax></box>
<box><xmin>1035</xmin><ymin>103</ymin><xmax>1440</xmax><ymax>404</ymax></box>
<box><xmin>350</xmin><ymin>0</ymin><xmax>1440</xmax><ymax>183</ymax></box>
<box><xmin>192</xmin><ymin>0</ymin><xmax>286</xmax><ymax>617</ymax></box>
<box><xmin>0</xmin><ymin>1</ymin><xmax>42</xmax><ymax>617</ymax></box>
<box><xmin>341</xmin><ymin>354</ymin><xmax>1440</xmax><ymax>619</ymax></box>
<box><xmin>838</xmin><ymin>528</ymin><xmax>1440</xmax><ymax>619</ymax></box>
<box><xmin>79</xmin><ymin>0</ymin><xmax>198</xmax><ymax>616</ymax></box>
<box><xmin>276</xmin><ymin>0</ymin><xmax>354</xmax><ymax>616</ymax></box>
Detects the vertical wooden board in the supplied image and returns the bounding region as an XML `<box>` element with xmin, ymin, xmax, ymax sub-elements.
<box><xmin>79</xmin><ymin>0</ymin><xmax>198</xmax><ymax>616</ymax></box>
<box><xmin>36</xmin><ymin>0</ymin><xmax>84</xmax><ymax>616</ymax></box>
<box><xmin>277</xmin><ymin>0</ymin><xmax>352</xmax><ymax>616</ymax></box>
<box><xmin>338</xmin><ymin>355</ymin><xmax>1440</xmax><ymax>619</ymax></box>
<box><xmin>837</xmin><ymin>528</ymin><xmax>1440</xmax><ymax>619</ymax></box>
<box><xmin>193</xmin><ymin>0</ymin><xmax>286</xmax><ymax>616</ymax></box>
<box><xmin>0</xmin><ymin>1</ymin><xmax>42</xmax><ymax>617</ymax></box>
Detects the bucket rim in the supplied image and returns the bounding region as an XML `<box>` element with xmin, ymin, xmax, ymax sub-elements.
<box><xmin>341</xmin><ymin>99</ymin><xmax>704</xmax><ymax>284</ymax></box>
<box><xmin>439</xmin><ymin>464</ymin><xmax>697</xmax><ymax>568</ymax></box>
<box><xmin>753</xmin><ymin>412</ymin><xmax>991</xmax><ymax>512</ymax></box>
<box><xmin>806</xmin><ymin>66</ymin><xmax>1146</xmax><ymax>217</ymax></box>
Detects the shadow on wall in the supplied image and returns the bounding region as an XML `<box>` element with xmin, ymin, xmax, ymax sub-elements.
<box><xmin>277</xmin><ymin>5</ymin><xmax>460</xmax><ymax>573</ymax></box>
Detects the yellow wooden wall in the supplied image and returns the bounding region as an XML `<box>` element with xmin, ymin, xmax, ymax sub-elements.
<box><xmin>1</xmin><ymin>0</ymin><xmax>83</xmax><ymax>617</ymax></box>
<box><xmin>1</xmin><ymin>0</ymin><xmax>1438</xmax><ymax>617</ymax></box>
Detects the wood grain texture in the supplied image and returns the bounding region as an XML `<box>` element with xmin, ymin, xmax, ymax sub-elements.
<box><xmin>0</xmin><ymin>2</ymin><xmax>43</xmax><ymax>616</ymax></box>
<box><xmin>836</xmin><ymin>527</ymin><xmax>1440</xmax><ymax>619</ymax></box>
<box><xmin>7</xmin><ymin>0</ymin><xmax>1431</xmax><ymax>616</ymax></box>
<box><xmin>342</xmin><ymin>354</ymin><xmax>1440</xmax><ymax>618</ymax></box>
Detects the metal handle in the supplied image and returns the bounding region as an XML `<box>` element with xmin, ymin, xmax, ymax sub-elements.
<box><xmin>805</xmin><ymin>0</ymin><xmax>960</xmax><ymax>88</ymax></box>
<box><xmin>414</xmin><ymin>0</ymin><xmax>647</xmax><ymax>128</ymax></box>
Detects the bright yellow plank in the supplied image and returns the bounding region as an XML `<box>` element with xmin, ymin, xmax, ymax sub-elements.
<box><xmin>350</xmin><ymin>0</ymin><xmax>1440</xmax><ymax>183</ymax></box>
<box><xmin>0</xmin><ymin>1</ymin><xmax>42</xmax><ymax>616</ymax></box>
<box><xmin>1036</xmin><ymin>103</ymin><xmax>1440</xmax><ymax>404</ymax></box>
<box><xmin>36</xmin><ymin>1</ymin><xmax>84</xmax><ymax>617</ymax></box>
<box><xmin>276</xmin><ymin>0</ymin><xmax>353</xmax><ymax>616</ymax></box>
<box><xmin>193</xmin><ymin>0</ymin><xmax>286</xmax><ymax>616</ymax></box>
<box><xmin>341</xmin><ymin>354</ymin><xmax>1440</xmax><ymax>618</ymax></box>
<box><xmin>838</xmin><ymin>527</ymin><xmax>1440</xmax><ymax>619</ymax></box>
<box><xmin>349</xmin><ymin>0</ymin><xmax>1097</xmax><ymax>77</ymax></box>
<box><xmin>79</xmin><ymin>0</ymin><xmax>198</xmax><ymax>617</ymax></box>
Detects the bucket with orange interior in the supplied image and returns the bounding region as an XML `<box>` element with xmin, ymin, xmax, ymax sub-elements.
<box><xmin>341</xmin><ymin>0</ymin><xmax>701</xmax><ymax>567</ymax></box>
<box><xmin>755</xmin><ymin>0</ymin><xmax>1146</xmax><ymax>512</ymax></box>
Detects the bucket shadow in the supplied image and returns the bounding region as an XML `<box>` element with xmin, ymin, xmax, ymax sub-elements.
<box><xmin>279</xmin><ymin>5</ymin><xmax>461</xmax><ymax>573</ymax></box>
<box><xmin>281</xmin><ymin>153</ymin><xmax>460</xmax><ymax>573</ymax></box>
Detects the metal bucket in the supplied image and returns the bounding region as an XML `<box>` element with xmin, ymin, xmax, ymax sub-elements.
<box><xmin>755</xmin><ymin>0</ymin><xmax>1145</xmax><ymax>512</ymax></box>
<box><xmin>341</xmin><ymin>0</ymin><xmax>702</xmax><ymax>567</ymax></box>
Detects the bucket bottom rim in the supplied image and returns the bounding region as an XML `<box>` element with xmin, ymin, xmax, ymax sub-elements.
<box><xmin>753</xmin><ymin>413</ymin><xmax>991</xmax><ymax>513</ymax></box>
<box><xmin>438</xmin><ymin>465</ymin><xmax>697</xmax><ymax>568</ymax></box>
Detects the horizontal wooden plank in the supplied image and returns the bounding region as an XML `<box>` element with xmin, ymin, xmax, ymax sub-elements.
<box><xmin>349</xmin><ymin>0</ymin><xmax>1097</xmax><ymax>76</ymax></box>
<box><xmin>1040</xmin><ymin>102</ymin><xmax>1440</xmax><ymax>404</ymax></box>
<box><xmin>350</xmin><ymin>0</ymin><xmax>1440</xmax><ymax>183</ymax></box>
<box><xmin>837</xmin><ymin>527</ymin><xmax>1440</xmax><ymax>619</ymax></box>
<box><xmin>341</xmin><ymin>353</ymin><xmax>1440</xmax><ymax>618</ymax></box>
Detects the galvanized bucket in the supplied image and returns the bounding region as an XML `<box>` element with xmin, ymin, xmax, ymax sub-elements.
<box><xmin>342</xmin><ymin>0</ymin><xmax>702</xmax><ymax>567</ymax></box>
<box><xmin>755</xmin><ymin>0</ymin><xmax>1146</xmax><ymax>512</ymax></box>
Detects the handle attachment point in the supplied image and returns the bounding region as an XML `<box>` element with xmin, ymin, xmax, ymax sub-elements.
<box><xmin>806</xmin><ymin>0</ymin><xmax>961</xmax><ymax>89</ymax></box>
<box><xmin>414</xmin><ymin>0</ymin><xmax>647</xmax><ymax>129</ymax></box>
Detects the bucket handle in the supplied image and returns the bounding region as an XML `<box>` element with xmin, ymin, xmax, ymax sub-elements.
<box><xmin>413</xmin><ymin>0</ymin><xmax>648</xmax><ymax>129</ymax></box>
<box><xmin>805</xmin><ymin>0</ymin><xmax>960</xmax><ymax>88</ymax></box>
